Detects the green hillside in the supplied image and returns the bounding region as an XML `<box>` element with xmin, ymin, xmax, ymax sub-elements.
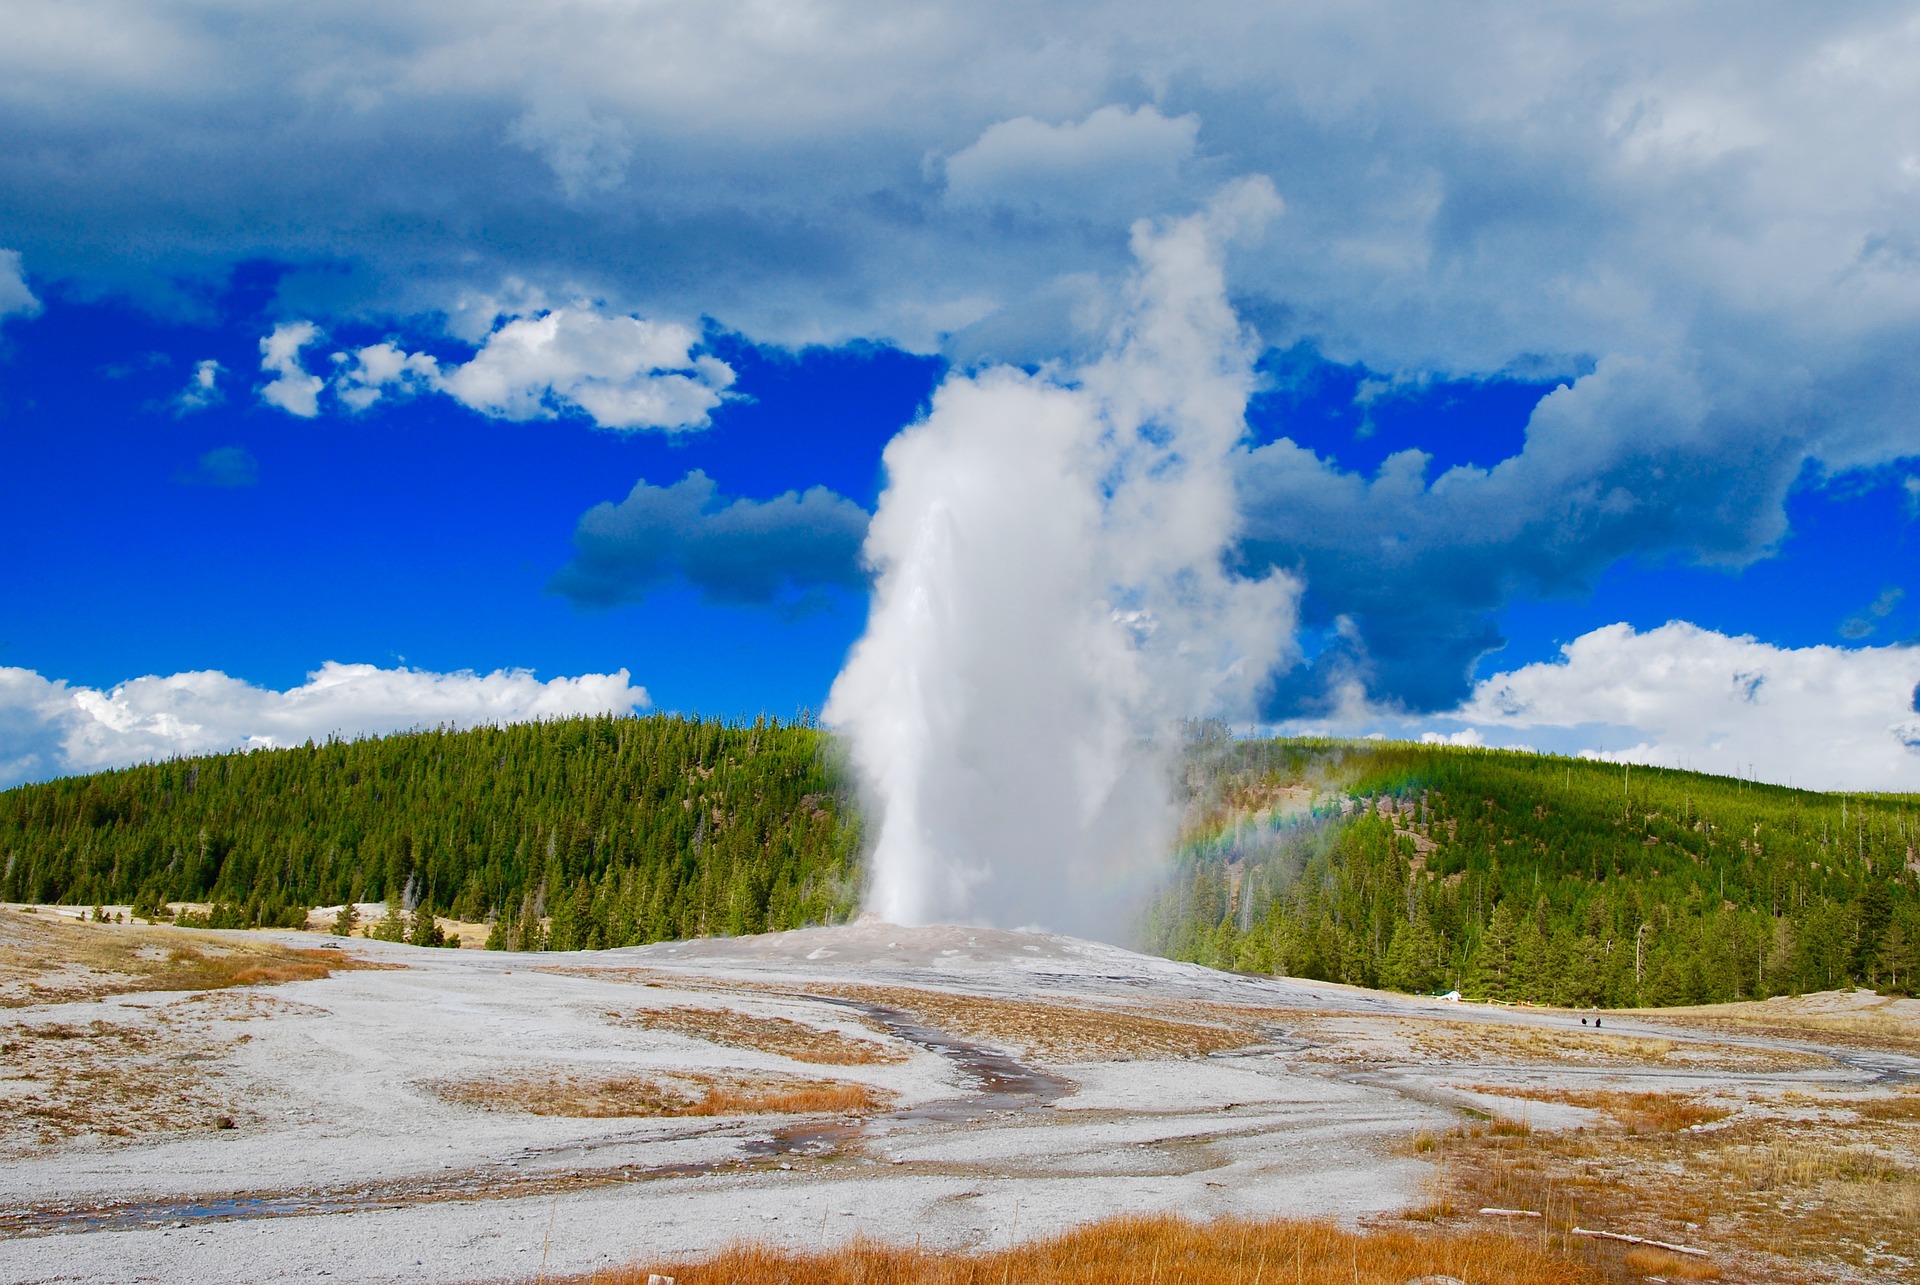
<box><xmin>0</xmin><ymin>714</ymin><xmax>861</xmax><ymax>947</ymax></box>
<box><xmin>1142</xmin><ymin>734</ymin><xmax>1920</xmax><ymax>1004</ymax></box>
<box><xmin>4</xmin><ymin>719</ymin><xmax>1916</xmax><ymax>1004</ymax></box>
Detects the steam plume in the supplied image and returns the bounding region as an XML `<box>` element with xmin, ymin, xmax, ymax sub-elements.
<box><xmin>825</xmin><ymin>180</ymin><xmax>1299</xmax><ymax>935</ymax></box>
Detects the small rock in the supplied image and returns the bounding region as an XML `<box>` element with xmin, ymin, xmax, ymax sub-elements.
<box><xmin>214</xmin><ymin>1116</ymin><xmax>235</xmax><ymax>1130</ymax></box>
<box><xmin>647</xmin><ymin>1275</ymin><xmax>676</xmax><ymax>1285</ymax></box>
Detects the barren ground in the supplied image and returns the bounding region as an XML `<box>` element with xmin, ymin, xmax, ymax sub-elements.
<box><xmin>1</xmin><ymin>906</ymin><xmax>1915</xmax><ymax>1283</ymax></box>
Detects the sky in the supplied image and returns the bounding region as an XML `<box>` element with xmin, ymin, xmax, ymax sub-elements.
<box><xmin>2</xmin><ymin>0</ymin><xmax>1918</xmax><ymax>791</ymax></box>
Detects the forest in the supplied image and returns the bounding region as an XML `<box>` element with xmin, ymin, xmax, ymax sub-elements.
<box><xmin>1141</xmin><ymin>734</ymin><xmax>1920</xmax><ymax>1005</ymax></box>
<box><xmin>4</xmin><ymin>717</ymin><xmax>1917</xmax><ymax>1004</ymax></box>
<box><xmin>0</xmin><ymin>714</ymin><xmax>861</xmax><ymax>948</ymax></box>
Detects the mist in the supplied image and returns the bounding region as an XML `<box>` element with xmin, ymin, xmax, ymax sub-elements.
<box><xmin>824</xmin><ymin>179</ymin><xmax>1299</xmax><ymax>937</ymax></box>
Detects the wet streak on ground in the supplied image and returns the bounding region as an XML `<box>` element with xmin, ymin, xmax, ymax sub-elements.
<box><xmin>744</xmin><ymin>997</ymin><xmax>1074</xmax><ymax>1161</ymax></box>
<box><xmin>2</xmin><ymin>998</ymin><xmax>1072</xmax><ymax>1238</ymax></box>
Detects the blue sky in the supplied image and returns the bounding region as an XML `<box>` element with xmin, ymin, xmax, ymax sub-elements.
<box><xmin>2</xmin><ymin>1</ymin><xmax>1919</xmax><ymax>790</ymax></box>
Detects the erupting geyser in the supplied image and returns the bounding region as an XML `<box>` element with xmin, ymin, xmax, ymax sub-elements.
<box><xmin>825</xmin><ymin>179</ymin><xmax>1300</xmax><ymax>936</ymax></box>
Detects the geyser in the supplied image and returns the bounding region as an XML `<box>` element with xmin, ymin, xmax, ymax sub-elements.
<box><xmin>825</xmin><ymin>179</ymin><xmax>1299</xmax><ymax>936</ymax></box>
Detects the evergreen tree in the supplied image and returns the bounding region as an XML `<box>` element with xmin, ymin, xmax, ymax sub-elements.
<box><xmin>371</xmin><ymin>888</ymin><xmax>407</xmax><ymax>942</ymax></box>
<box><xmin>1148</xmin><ymin>737</ymin><xmax>1919</xmax><ymax>1007</ymax></box>
<box><xmin>408</xmin><ymin>902</ymin><xmax>446</xmax><ymax>947</ymax></box>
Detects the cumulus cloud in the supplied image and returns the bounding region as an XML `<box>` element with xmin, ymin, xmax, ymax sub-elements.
<box><xmin>0</xmin><ymin>249</ymin><xmax>38</xmax><ymax>323</ymax></box>
<box><xmin>1451</xmin><ymin>622</ymin><xmax>1920</xmax><ymax>791</ymax></box>
<box><xmin>552</xmin><ymin>470</ymin><xmax>870</xmax><ymax>609</ymax></box>
<box><xmin>0</xmin><ymin>662</ymin><xmax>648</xmax><ymax>788</ymax></box>
<box><xmin>258</xmin><ymin>321</ymin><xmax>324</xmax><ymax>417</ymax></box>
<box><xmin>177</xmin><ymin>445</ymin><xmax>257</xmax><ymax>488</ymax></box>
<box><xmin>435</xmin><ymin>309</ymin><xmax>733</xmax><ymax>430</ymax></box>
<box><xmin>12</xmin><ymin>3</ymin><xmax>1920</xmax><ymax>709</ymax></box>
<box><xmin>332</xmin><ymin>341</ymin><xmax>439</xmax><ymax>411</ymax></box>
<box><xmin>174</xmin><ymin>358</ymin><xmax>223</xmax><ymax>413</ymax></box>
<box><xmin>265</xmin><ymin>308</ymin><xmax>734</xmax><ymax>432</ymax></box>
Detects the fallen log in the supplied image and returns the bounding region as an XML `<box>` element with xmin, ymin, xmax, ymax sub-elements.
<box><xmin>1571</xmin><ymin>1227</ymin><xmax>1708</xmax><ymax>1257</ymax></box>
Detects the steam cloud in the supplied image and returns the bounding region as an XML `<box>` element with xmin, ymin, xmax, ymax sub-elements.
<box><xmin>825</xmin><ymin>180</ymin><xmax>1299</xmax><ymax>935</ymax></box>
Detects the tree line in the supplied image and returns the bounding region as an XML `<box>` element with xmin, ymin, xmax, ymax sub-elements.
<box><xmin>7</xmin><ymin>718</ymin><xmax>1916</xmax><ymax>1005</ymax></box>
<box><xmin>0</xmin><ymin>714</ymin><xmax>861</xmax><ymax>947</ymax></box>
<box><xmin>1141</xmin><ymin>738</ymin><xmax>1920</xmax><ymax>1004</ymax></box>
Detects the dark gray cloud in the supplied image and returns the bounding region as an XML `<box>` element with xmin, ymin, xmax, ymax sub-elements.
<box><xmin>1237</xmin><ymin>352</ymin><xmax>1816</xmax><ymax>715</ymax></box>
<box><xmin>552</xmin><ymin>471</ymin><xmax>870</xmax><ymax>609</ymax></box>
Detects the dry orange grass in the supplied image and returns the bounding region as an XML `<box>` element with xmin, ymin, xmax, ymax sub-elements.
<box><xmin>0</xmin><ymin>908</ymin><xmax>380</xmax><ymax>1007</ymax></box>
<box><xmin>1426</xmin><ymin>1089</ymin><xmax>1920</xmax><ymax>1282</ymax></box>
<box><xmin>1293</xmin><ymin>1013</ymin><xmax>1831</xmax><ymax>1074</ymax></box>
<box><xmin>1471</xmin><ymin>1085</ymin><xmax>1732</xmax><ymax>1133</ymax></box>
<box><xmin>618</xmin><ymin>1005</ymin><xmax>907</xmax><ymax>1065</ymax></box>
<box><xmin>545</xmin><ymin>1214</ymin><xmax>1602</xmax><ymax>1285</ymax></box>
<box><xmin>1854</xmin><ymin>1088</ymin><xmax>1920</xmax><ymax>1123</ymax></box>
<box><xmin>810</xmin><ymin>984</ymin><xmax>1259</xmax><ymax>1062</ymax></box>
<box><xmin>1622</xmin><ymin>1246</ymin><xmax>1721</xmax><ymax>1280</ymax></box>
<box><xmin>434</xmin><ymin>1068</ymin><xmax>888</xmax><ymax>1119</ymax></box>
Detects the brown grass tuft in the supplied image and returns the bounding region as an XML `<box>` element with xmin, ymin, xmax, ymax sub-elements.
<box><xmin>1427</xmin><ymin>1087</ymin><xmax>1920</xmax><ymax>1282</ymax></box>
<box><xmin>617</xmin><ymin>1005</ymin><xmax>907</xmax><ymax>1065</ymax></box>
<box><xmin>1297</xmin><ymin>1014</ymin><xmax>1834</xmax><ymax>1073</ymax></box>
<box><xmin>1622</xmin><ymin>1245</ymin><xmax>1721</xmax><ymax>1279</ymax></box>
<box><xmin>0</xmin><ymin>908</ymin><xmax>381</xmax><ymax>1007</ymax></box>
<box><xmin>806</xmin><ymin>984</ymin><xmax>1259</xmax><ymax>1062</ymax></box>
<box><xmin>1471</xmin><ymin>1086</ymin><xmax>1732</xmax><ymax>1134</ymax></box>
<box><xmin>544</xmin><ymin>1214</ymin><xmax>1601</xmax><ymax>1285</ymax></box>
<box><xmin>433</xmin><ymin>1069</ymin><xmax>888</xmax><ymax>1119</ymax></box>
<box><xmin>0</xmin><ymin>995</ymin><xmax>290</xmax><ymax>1153</ymax></box>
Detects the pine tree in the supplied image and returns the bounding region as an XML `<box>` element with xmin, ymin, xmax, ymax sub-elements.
<box><xmin>371</xmin><ymin>888</ymin><xmax>406</xmax><ymax>942</ymax></box>
<box><xmin>408</xmin><ymin>903</ymin><xmax>445</xmax><ymax>947</ymax></box>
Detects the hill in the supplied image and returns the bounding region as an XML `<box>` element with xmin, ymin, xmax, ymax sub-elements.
<box><xmin>0</xmin><ymin>714</ymin><xmax>860</xmax><ymax>947</ymax></box>
<box><xmin>1144</xmin><ymin>734</ymin><xmax>1920</xmax><ymax>1005</ymax></box>
<box><xmin>4</xmin><ymin>720</ymin><xmax>1917</xmax><ymax>1004</ymax></box>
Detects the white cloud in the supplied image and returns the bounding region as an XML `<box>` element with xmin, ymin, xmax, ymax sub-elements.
<box><xmin>1456</xmin><ymin>622</ymin><xmax>1920</xmax><ymax>791</ymax></box>
<box><xmin>258</xmin><ymin>321</ymin><xmax>324</xmax><ymax>417</ymax></box>
<box><xmin>269</xmin><ymin>308</ymin><xmax>734</xmax><ymax>432</ymax></box>
<box><xmin>14</xmin><ymin>3</ymin><xmax>1920</xmax><ymax>711</ymax></box>
<box><xmin>0</xmin><ymin>249</ymin><xmax>39</xmax><ymax>323</ymax></box>
<box><xmin>1420</xmin><ymin>727</ymin><xmax>1488</xmax><ymax>748</ymax></box>
<box><xmin>0</xmin><ymin>662</ymin><xmax>649</xmax><ymax>788</ymax></box>
<box><xmin>435</xmin><ymin>308</ymin><xmax>733</xmax><ymax>431</ymax></box>
<box><xmin>332</xmin><ymin>341</ymin><xmax>440</xmax><ymax>411</ymax></box>
<box><xmin>174</xmin><ymin>358</ymin><xmax>223</xmax><ymax>412</ymax></box>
